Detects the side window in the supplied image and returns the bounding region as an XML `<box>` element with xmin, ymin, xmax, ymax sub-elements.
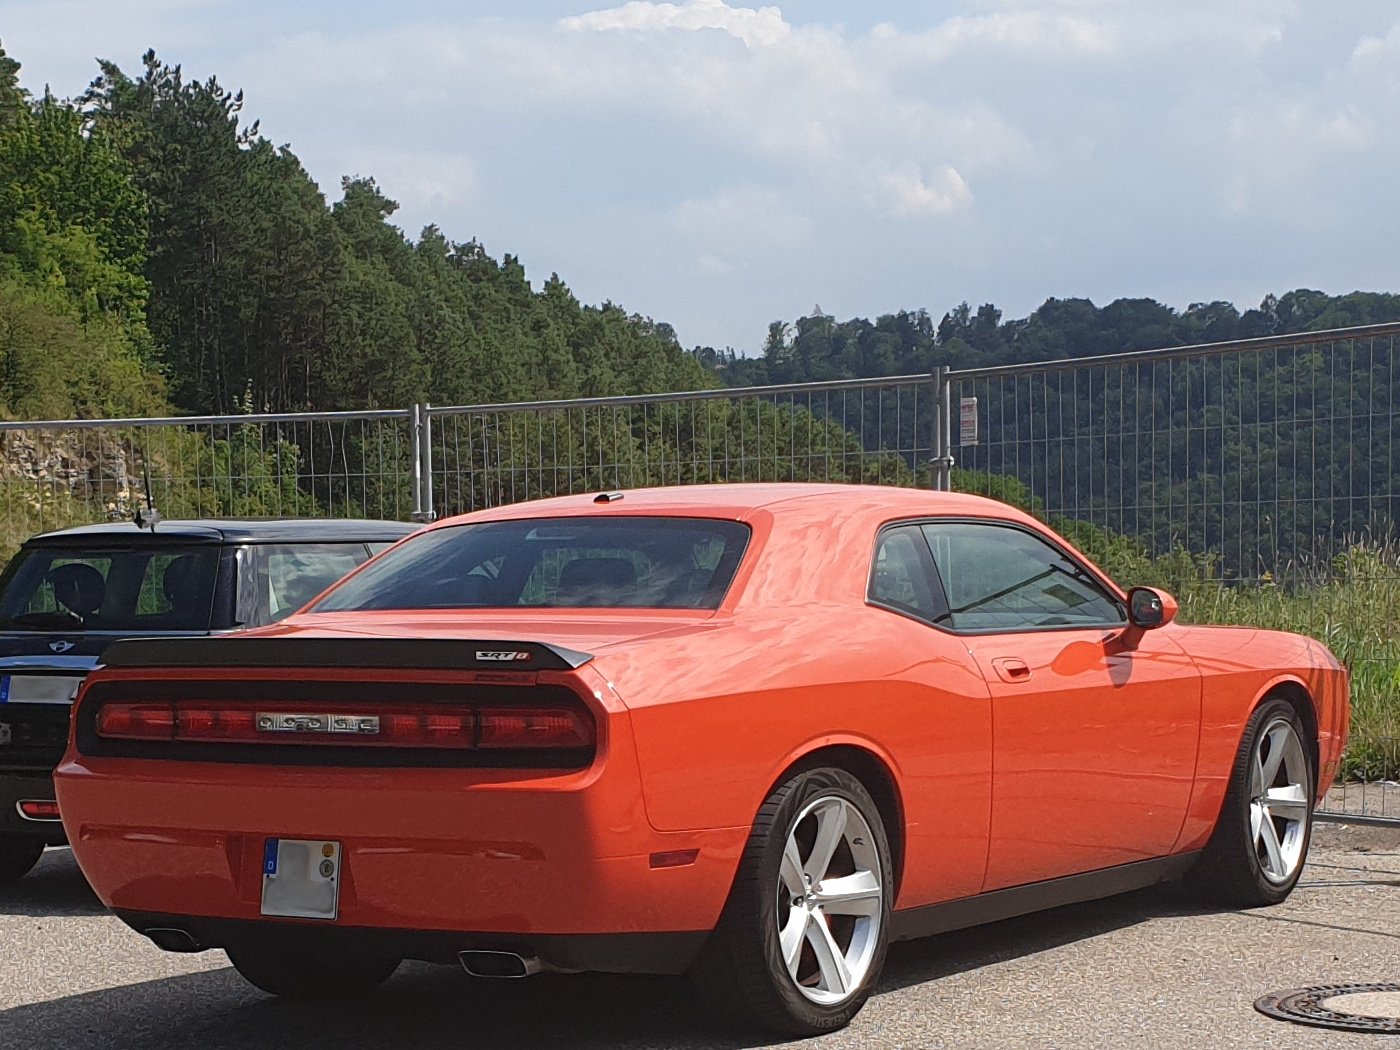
<box><xmin>921</xmin><ymin>522</ymin><xmax>1124</xmax><ymax>632</ymax></box>
<box><xmin>868</xmin><ymin>526</ymin><xmax>948</xmax><ymax>624</ymax></box>
<box><xmin>255</xmin><ymin>544</ymin><xmax>371</xmax><ymax>624</ymax></box>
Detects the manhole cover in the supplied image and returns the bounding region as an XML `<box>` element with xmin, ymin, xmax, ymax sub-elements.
<box><xmin>1256</xmin><ymin>983</ymin><xmax>1400</xmax><ymax>1033</ymax></box>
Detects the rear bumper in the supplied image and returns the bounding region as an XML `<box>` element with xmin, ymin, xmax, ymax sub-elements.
<box><xmin>55</xmin><ymin>738</ymin><xmax>747</xmax><ymax>969</ymax></box>
<box><xmin>0</xmin><ymin>771</ymin><xmax>66</xmax><ymax>845</ymax></box>
<box><xmin>115</xmin><ymin>910</ymin><xmax>708</xmax><ymax>974</ymax></box>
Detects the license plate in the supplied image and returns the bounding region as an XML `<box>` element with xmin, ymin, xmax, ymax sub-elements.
<box><xmin>1</xmin><ymin>675</ymin><xmax>83</xmax><ymax>704</ymax></box>
<box><xmin>261</xmin><ymin>839</ymin><xmax>341</xmax><ymax>920</ymax></box>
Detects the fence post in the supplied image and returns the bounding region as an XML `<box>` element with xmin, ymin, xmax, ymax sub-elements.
<box><xmin>931</xmin><ymin>367</ymin><xmax>955</xmax><ymax>491</ymax></box>
<box><xmin>410</xmin><ymin>403</ymin><xmax>436</xmax><ymax>523</ymax></box>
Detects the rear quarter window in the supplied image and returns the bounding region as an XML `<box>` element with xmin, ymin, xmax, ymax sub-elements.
<box><xmin>254</xmin><ymin>543</ymin><xmax>372</xmax><ymax>623</ymax></box>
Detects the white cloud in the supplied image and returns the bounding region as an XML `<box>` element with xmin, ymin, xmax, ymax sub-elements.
<box><xmin>563</xmin><ymin>0</ymin><xmax>791</xmax><ymax>49</ymax></box>
<box><xmin>875</xmin><ymin>10</ymin><xmax>1119</xmax><ymax>61</ymax></box>
<box><xmin>871</xmin><ymin>163</ymin><xmax>973</xmax><ymax>219</ymax></box>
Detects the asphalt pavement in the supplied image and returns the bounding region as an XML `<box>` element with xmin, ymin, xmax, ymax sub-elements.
<box><xmin>2</xmin><ymin>825</ymin><xmax>1399</xmax><ymax>1049</ymax></box>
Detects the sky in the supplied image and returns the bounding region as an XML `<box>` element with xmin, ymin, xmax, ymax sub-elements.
<box><xmin>2</xmin><ymin>0</ymin><xmax>1399</xmax><ymax>353</ymax></box>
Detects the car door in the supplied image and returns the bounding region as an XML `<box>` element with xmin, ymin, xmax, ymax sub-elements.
<box><xmin>866</xmin><ymin>524</ymin><xmax>992</xmax><ymax>906</ymax></box>
<box><xmin>921</xmin><ymin>520</ymin><xmax>1201</xmax><ymax>892</ymax></box>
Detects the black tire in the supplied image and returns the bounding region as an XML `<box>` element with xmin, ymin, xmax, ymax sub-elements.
<box><xmin>689</xmin><ymin>766</ymin><xmax>893</xmax><ymax>1036</ymax></box>
<box><xmin>1186</xmin><ymin>697</ymin><xmax>1314</xmax><ymax>907</ymax></box>
<box><xmin>226</xmin><ymin>945</ymin><xmax>400</xmax><ymax>1000</ymax></box>
<box><xmin>0</xmin><ymin>837</ymin><xmax>45</xmax><ymax>884</ymax></box>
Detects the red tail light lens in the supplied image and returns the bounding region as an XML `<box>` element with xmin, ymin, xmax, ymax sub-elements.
<box><xmin>478</xmin><ymin>707</ymin><xmax>595</xmax><ymax>749</ymax></box>
<box><xmin>95</xmin><ymin>702</ymin><xmax>176</xmax><ymax>740</ymax></box>
<box><xmin>178</xmin><ymin>707</ymin><xmax>258</xmax><ymax>741</ymax></box>
<box><xmin>94</xmin><ymin>699</ymin><xmax>593</xmax><ymax>752</ymax></box>
<box><xmin>381</xmin><ymin>711</ymin><xmax>475</xmax><ymax>748</ymax></box>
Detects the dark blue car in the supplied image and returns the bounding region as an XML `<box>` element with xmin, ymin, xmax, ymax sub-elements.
<box><xmin>0</xmin><ymin>517</ymin><xmax>416</xmax><ymax>883</ymax></box>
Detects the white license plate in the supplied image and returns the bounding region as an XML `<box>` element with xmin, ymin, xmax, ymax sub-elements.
<box><xmin>261</xmin><ymin>839</ymin><xmax>341</xmax><ymax>920</ymax></box>
<box><xmin>1</xmin><ymin>675</ymin><xmax>83</xmax><ymax>704</ymax></box>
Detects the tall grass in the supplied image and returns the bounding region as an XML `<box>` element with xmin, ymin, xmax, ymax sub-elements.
<box><xmin>1061</xmin><ymin>520</ymin><xmax>1400</xmax><ymax>781</ymax></box>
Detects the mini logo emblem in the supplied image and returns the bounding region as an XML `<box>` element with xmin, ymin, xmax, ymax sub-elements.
<box><xmin>476</xmin><ymin>650</ymin><xmax>532</xmax><ymax>662</ymax></box>
<box><xmin>49</xmin><ymin>641</ymin><xmax>74</xmax><ymax>653</ymax></box>
<box><xmin>257</xmin><ymin>713</ymin><xmax>380</xmax><ymax>735</ymax></box>
<box><xmin>0</xmin><ymin>724</ymin><xmax>10</xmax><ymax>746</ymax></box>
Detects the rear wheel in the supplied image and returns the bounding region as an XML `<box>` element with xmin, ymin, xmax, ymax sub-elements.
<box><xmin>226</xmin><ymin>945</ymin><xmax>400</xmax><ymax>1000</ymax></box>
<box><xmin>1187</xmin><ymin>697</ymin><xmax>1313</xmax><ymax>906</ymax></box>
<box><xmin>0</xmin><ymin>837</ymin><xmax>45</xmax><ymax>884</ymax></box>
<box><xmin>690</xmin><ymin>766</ymin><xmax>892</xmax><ymax>1035</ymax></box>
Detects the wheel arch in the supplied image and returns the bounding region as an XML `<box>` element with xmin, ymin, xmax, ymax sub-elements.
<box><xmin>1255</xmin><ymin>675</ymin><xmax>1320</xmax><ymax>782</ymax></box>
<box><xmin>763</xmin><ymin>742</ymin><xmax>907</xmax><ymax>898</ymax></box>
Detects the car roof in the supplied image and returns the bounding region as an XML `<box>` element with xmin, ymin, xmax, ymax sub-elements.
<box><xmin>429</xmin><ymin>482</ymin><xmax>1037</xmax><ymax>528</ymax></box>
<box><xmin>26</xmin><ymin>518</ymin><xmax>419</xmax><ymax>547</ymax></box>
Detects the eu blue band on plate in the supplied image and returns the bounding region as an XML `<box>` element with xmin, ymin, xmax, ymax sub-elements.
<box><xmin>0</xmin><ymin>676</ymin><xmax>9</xmax><ymax>703</ymax></box>
<box><xmin>263</xmin><ymin>838</ymin><xmax>279</xmax><ymax>876</ymax></box>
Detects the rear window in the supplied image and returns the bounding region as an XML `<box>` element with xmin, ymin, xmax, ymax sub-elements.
<box><xmin>313</xmin><ymin>517</ymin><xmax>751</xmax><ymax>612</ymax></box>
<box><xmin>0</xmin><ymin>545</ymin><xmax>219</xmax><ymax>632</ymax></box>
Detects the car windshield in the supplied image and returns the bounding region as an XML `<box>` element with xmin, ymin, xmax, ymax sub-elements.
<box><xmin>313</xmin><ymin>517</ymin><xmax>751</xmax><ymax>612</ymax></box>
<box><xmin>0</xmin><ymin>545</ymin><xmax>219</xmax><ymax>632</ymax></box>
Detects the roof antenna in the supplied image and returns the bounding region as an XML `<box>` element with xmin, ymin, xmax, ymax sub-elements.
<box><xmin>133</xmin><ymin>456</ymin><xmax>161</xmax><ymax>532</ymax></box>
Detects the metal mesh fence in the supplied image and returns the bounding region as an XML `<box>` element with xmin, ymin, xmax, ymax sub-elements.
<box><xmin>950</xmin><ymin>325</ymin><xmax>1400</xmax><ymax>822</ymax></box>
<box><xmin>0</xmin><ymin>410</ymin><xmax>416</xmax><ymax>562</ymax></box>
<box><xmin>425</xmin><ymin>377</ymin><xmax>936</xmax><ymax>517</ymax></box>
<box><xmin>0</xmin><ymin>325</ymin><xmax>1396</xmax><ymax>820</ymax></box>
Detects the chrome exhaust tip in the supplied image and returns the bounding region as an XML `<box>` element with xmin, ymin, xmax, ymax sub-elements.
<box><xmin>458</xmin><ymin>950</ymin><xmax>542</xmax><ymax>979</ymax></box>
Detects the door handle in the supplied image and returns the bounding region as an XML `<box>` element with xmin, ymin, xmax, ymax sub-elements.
<box><xmin>991</xmin><ymin>657</ymin><xmax>1032</xmax><ymax>683</ymax></box>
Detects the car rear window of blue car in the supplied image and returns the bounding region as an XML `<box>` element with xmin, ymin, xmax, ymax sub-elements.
<box><xmin>313</xmin><ymin>517</ymin><xmax>751</xmax><ymax>612</ymax></box>
<box><xmin>0</xmin><ymin>546</ymin><xmax>219</xmax><ymax>632</ymax></box>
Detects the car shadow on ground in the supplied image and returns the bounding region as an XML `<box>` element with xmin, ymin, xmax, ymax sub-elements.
<box><xmin>0</xmin><ymin>848</ymin><xmax>104</xmax><ymax>919</ymax></box>
<box><xmin>0</xmin><ymin>879</ymin><xmax>1222</xmax><ymax>1050</ymax></box>
<box><xmin>9</xmin><ymin>855</ymin><xmax>1395</xmax><ymax>1050</ymax></box>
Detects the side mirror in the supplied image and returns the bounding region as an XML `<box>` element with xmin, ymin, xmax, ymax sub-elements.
<box><xmin>1127</xmin><ymin>586</ymin><xmax>1177</xmax><ymax>630</ymax></box>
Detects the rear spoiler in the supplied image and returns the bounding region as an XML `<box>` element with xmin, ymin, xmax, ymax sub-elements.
<box><xmin>99</xmin><ymin>637</ymin><xmax>594</xmax><ymax>672</ymax></box>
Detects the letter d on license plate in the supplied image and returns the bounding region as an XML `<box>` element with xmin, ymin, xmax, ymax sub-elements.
<box><xmin>261</xmin><ymin>839</ymin><xmax>341</xmax><ymax>920</ymax></box>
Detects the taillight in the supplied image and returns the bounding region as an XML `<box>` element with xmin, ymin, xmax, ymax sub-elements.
<box><xmin>93</xmin><ymin>699</ymin><xmax>592</xmax><ymax>752</ymax></box>
<box><xmin>478</xmin><ymin>707</ymin><xmax>594</xmax><ymax>749</ymax></box>
<box><xmin>95</xmin><ymin>703</ymin><xmax>176</xmax><ymax>740</ymax></box>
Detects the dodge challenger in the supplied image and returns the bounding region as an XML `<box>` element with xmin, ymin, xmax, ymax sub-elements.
<box><xmin>53</xmin><ymin>484</ymin><xmax>1348</xmax><ymax>1035</ymax></box>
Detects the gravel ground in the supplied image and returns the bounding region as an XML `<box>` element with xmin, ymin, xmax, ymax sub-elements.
<box><xmin>2</xmin><ymin>825</ymin><xmax>1398</xmax><ymax>1049</ymax></box>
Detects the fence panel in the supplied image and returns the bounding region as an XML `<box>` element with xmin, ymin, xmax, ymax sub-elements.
<box><xmin>0</xmin><ymin>410</ymin><xmax>416</xmax><ymax>560</ymax></box>
<box><xmin>949</xmin><ymin>325</ymin><xmax>1400</xmax><ymax>823</ymax></box>
<box><xmin>426</xmin><ymin>377</ymin><xmax>938</xmax><ymax>516</ymax></box>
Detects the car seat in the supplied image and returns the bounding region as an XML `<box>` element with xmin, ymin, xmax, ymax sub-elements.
<box><xmin>162</xmin><ymin>555</ymin><xmax>209</xmax><ymax>623</ymax></box>
<box><xmin>47</xmin><ymin>563</ymin><xmax>106</xmax><ymax>620</ymax></box>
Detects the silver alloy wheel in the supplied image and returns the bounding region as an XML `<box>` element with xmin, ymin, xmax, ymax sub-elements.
<box><xmin>1250</xmin><ymin>716</ymin><xmax>1311</xmax><ymax>884</ymax></box>
<box><xmin>776</xmin><ymin>795</ymin><xmax>884</xmax><ymax>1006</ymax></box>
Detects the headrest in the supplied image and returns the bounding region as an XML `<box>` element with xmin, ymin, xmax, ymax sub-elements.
<box><xmin>558</xmin><ymin>557</ymin><xmax>636</xmax><ymax>597</ymax></box>
<box><xmin>162</xmin><ymin>555</ymin><xmax>206</xmax><ymax>608</ymax></box>
<box><xmin>48</xmin><ymin>563</ymin><xmax>105</xmax><ymax>616</ymax></box>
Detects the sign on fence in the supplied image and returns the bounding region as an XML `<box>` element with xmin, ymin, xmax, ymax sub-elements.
<box><xmin>959</xmin><ymin>396</ymin><xmax>978</xmax><ymax>447</ymax></box>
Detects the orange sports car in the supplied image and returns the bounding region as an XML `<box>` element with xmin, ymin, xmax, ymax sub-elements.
<box><xmin>54</xmin><ymin>484</ymin><xmax>1348</xmax><ymax>1035</ymax></box>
